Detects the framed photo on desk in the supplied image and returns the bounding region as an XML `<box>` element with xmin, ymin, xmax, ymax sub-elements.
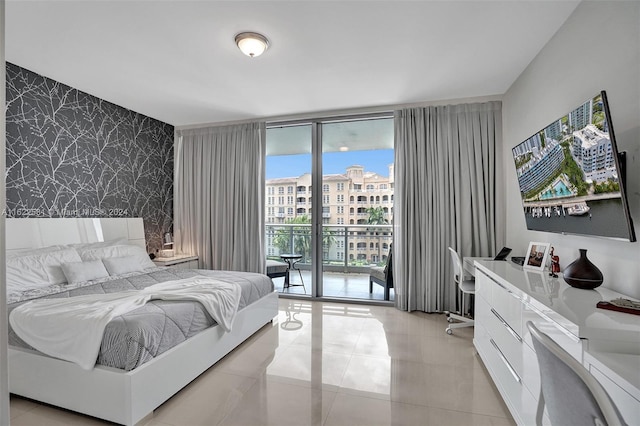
<box><xmin>524</xmin><ymin>241</ymin><xmax>550</xmax><ymax>271</ymax></box>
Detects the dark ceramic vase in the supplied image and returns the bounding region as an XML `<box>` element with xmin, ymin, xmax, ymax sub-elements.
<box><xmin>562</xmin><ymin>249</ymin><xmax>603</xmax><ymax>289</ymax></box>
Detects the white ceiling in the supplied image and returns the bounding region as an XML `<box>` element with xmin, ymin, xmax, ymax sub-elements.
<box><xmin>6</xmin><ymin>1</ymin><xmax>580</xmax><ymax>127</ymax></box>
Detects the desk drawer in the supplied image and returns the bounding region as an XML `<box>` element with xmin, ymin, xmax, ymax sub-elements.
<box><xmin>491</xmin><ymin>280</ymin><xmax>523</xmax><ymax>338</ymax></box>
<box><xmin>521</xmin><ymin>303</ymin><xmax>582</xmax><ymax>362</ymax></box>
<box><xmin>486</xmin><ymin>303</ymin><xmax>524</xmax><ymax>377</ymax></box>
<box><xmin>589</xmin><ymin>364</ymin><xmax>640</xmax><ymax>424</ymax></box>
<box><xmin>475</xmin><ymin>323</ymin><xmax>542</xmax><ymax>425</ymax></box>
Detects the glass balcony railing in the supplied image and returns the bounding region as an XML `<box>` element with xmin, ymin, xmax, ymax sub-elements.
<box><xmin>265</xmin><ymin>223</ymin><xmax>392</xmax><ymax>272</ymax></box>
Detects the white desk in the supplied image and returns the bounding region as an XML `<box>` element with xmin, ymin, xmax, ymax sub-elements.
<box><xmin>472</xmin><ymin>259</ymin><xmax>640</xmax><ymax>425</ymax></box>
<box><xmin>462</xmin><ymin>256</ymin><xmax>495</xmax><ymax>277</ymax></box>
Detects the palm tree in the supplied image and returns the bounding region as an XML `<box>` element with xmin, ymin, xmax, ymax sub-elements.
<box><xmin>366</xmin><ymin>206</ymin><xmax>388</xmax><ymax>225</ymax></box>
<box><xmin>272</xmin><ymin>215</ymin><xmax>336</xmax><ymax>263</ymax></box>
<box><xmin>366</xmin><ymin>207</ymin><xmax>388</xmax><ymax>264</ymax></box>
<box><xmin>273</xmin><ymin>215</ymin><xmax>311</xmax><ymax>261</ymax></box>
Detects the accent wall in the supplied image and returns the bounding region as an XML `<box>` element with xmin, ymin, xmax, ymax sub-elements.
<box><xmin>5</xmin><ymin>63</ymin><xmax>174</xmax><ymax>252</ymax></box>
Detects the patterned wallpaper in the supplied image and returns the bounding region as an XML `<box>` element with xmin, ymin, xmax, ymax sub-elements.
<box><xmin>5</xmin><ymin>63</ymin><xmax>174</xmax><ymax>252</ymax></box>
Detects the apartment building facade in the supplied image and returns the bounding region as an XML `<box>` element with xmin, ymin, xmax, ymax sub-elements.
<box><xmin>266</xmin><ymin>164</ymin><xmax>394</xmax><ymax>265</ymax></box>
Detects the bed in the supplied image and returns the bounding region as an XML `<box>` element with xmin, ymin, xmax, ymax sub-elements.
<box><xmin>6</xmin><ymin>218</ymin><xmax>278</xmax><ymax>425</ymax></box>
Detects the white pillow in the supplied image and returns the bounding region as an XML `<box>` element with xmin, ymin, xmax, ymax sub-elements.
<box><xmin>61</xmin><ymin>260</ymin><xmax>110</xmax><ymax>284</ymax></box>
<box><xmin>6</xmin><ymin>247</ymin><xmax>83</xmax><ymax>294</ymax></box>
<box><xmin>102</xmin><ymin>256</ymin><xmax>144</xmax><ymax>276</ymax></box>
<box><xmin>77</xmin><ymin>244</ymin><xmax>155</xmax><ymax>270</ymax></box>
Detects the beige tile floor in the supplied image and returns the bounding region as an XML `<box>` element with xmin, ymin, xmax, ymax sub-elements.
<box><xmin>9</xmin><ymin>298</ymin><xmax>514</xmax><ymax>426</ymax></box>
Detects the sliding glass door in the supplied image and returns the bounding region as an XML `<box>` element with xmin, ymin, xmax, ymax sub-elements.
<box><xmin>265</xmin><ymin>124</ymin><xmax>313</xmax><ymax>295</ymax></box>
<box><xmin>266</xmin><ymin>116</ymin><xmax>394</xmax><ymax>302</ymax></box>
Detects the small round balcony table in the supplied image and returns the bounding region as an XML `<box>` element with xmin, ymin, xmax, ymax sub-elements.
<box><xmin>280</xmin><ymin>253</ymin><xmax>306</xmax><ymax>292</ymax></box>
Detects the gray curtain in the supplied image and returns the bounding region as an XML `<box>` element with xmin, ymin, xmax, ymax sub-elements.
<box><xmin>394</xmin><ymin>102</ymin><xmax>501</xmax><ymax>312</ymax></box>
<box><xmin>174</xmin><ymin>122</ymin><xmax>266</xmax><ymax>273</ymax></box>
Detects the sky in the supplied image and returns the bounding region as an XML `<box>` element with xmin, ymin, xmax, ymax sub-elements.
<box><xmin>266</xmin><ymin>149</ymin><xmax>394</xmax><ymax>180</ymax></box>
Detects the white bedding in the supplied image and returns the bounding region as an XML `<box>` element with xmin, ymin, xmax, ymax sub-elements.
<box><xmin>10</xmin><ymin>277</ymin><xmax>242</xmax><ymax>370</ymax></box>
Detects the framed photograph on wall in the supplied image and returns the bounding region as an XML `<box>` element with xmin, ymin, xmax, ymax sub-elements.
<box><xmin>524</xmin><ymin>242</ymin><xmax>550</xmax><ymax>271</ymax></box>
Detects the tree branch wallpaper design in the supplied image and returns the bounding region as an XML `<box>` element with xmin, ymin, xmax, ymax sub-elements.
<box><xmin>5</xmin><ymin>63</ymin><xmax>174</xmax><ymax>252</ymax></box>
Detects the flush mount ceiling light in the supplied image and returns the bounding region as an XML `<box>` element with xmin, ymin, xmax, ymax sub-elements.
<box><xmin>235</xmin><ymin>32</ymin><xmax>270</xmax><ymax>58</ymax></box>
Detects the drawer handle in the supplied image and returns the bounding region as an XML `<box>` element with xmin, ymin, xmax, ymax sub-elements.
<box><xmin>491</xmin><ymin>308</ymin><xmax>523</xmax><ymax>343</ymax></box>
<box><xmin>522</xmin><ymin>301</ymin><xmax>581</xmax><ymax>343</ymax></box>
<box><xmin>490</xmin><ymin>338</ymin><xmax>522</xmax><ymax>384</ymax></box>
<box><xmin>489</xmin><ymin>276</ymin><xmax>522</xmax><ymax>301</ymax></box>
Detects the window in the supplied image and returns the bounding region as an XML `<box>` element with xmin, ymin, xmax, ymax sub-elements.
<box><xmin>287</xmin><ymin>196</ymin><xmax>294</xmax><ymax>204</ymax></box>
<box><xmin>337</xmin><ymin>182</ymin><xmax>345</xmax><ymax>191</ymax></box>
<box><xmin>323</xmin><ymin>184</ymin><xmax>329</xmax><ymax>192</ymax></box>
<box><xmin>366</xmin><ymin>184</ymin><xmax>375</xmax><ymax>190</ymax></box>
<box><xmin>353</xmin><ymin>184</ymin><xmax>362</xmax><ymax>191</ymax></box>
<box><xmin>287</xmin><ymin>186</ymin><xmax>294</xmax><ymax>194</ymax></box>
<box><xmin>278</xmin><ymin>196</ymin><xmax>284</xmax><ymax>205</ymax></box>
<box><xmin>337</xmin><ymin>206</ymin><xmax>344</xmax><ymax>214</ymax></box>
<box><xmin>278</xmin><ymin>186</ymin><xmax>284</xmax><ymax>194</ymax></box>
<box><xmin>268</xmin><ymin>187</ymin><xmax>274</xmax><ymax>195</ymax></box>
<box><xmin>337</xmin><ymin>217</ymin><xmax>344</xmax><ymax>224</ymax></box>
<box><xmin>337</xmin><ymin>194</ymin><xmax>344</xmax><ymax>203</ymax></box>
<box><xmin>380</xmin><ymin>184</ymin><xmax>387</xmax><ymax>190</ymax></box>
<box><xmin>288</xmin><ymin>207</ymin><xmax>294</xmax><ymax>215</ymax></box>
<box><xmin>268</xmin><ymin>197</ymin><xmax>273</xmax><ymax>205</ymax></box>
<box><xmin>323</xmin><ymin>195</ymin><xmax>330</xmax><ymax>204</ymax></box>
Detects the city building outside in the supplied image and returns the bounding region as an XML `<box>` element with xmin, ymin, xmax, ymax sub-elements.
<box><xmin>266</xmin><ymin>164</ymin><xmax>394</xmax><ymax>267</ymax></box>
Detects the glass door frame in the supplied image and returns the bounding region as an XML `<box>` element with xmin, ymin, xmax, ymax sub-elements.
<box><xmin>267</xmin><ymin>111</ymin><xmax>393</xmax><ymax>302</ymax></box>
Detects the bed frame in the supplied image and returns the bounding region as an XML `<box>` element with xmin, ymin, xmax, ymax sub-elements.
<box><xmin>7</xmin><ymin>218</ymin><xmax>279</xmax><ymax>425</ymax></box>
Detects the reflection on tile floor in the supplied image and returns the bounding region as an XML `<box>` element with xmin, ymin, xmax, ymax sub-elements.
<box><xmin>9</xmin><ymin>298</ymin><xmax>513</xmax><ymax>426</ymax></box>
<box><xmin>273</xmin><ymin>271</ymin><xmax>395</xmax><ymax>301</ymax></box>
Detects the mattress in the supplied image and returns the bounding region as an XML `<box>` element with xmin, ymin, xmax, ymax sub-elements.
<box><xmin>8</xmin><ymin>268</ymin><xmax>274</xmax><ymax>371</ymax></box>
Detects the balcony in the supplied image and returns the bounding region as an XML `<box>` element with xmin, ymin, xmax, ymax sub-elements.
<box><xmin>265</xmin><ymin>223</ymin><xmax>393</xmax><ymax>301</ymax></box>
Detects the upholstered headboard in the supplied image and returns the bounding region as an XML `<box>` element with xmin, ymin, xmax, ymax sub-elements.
<box><xmin>6</xmin><ymin>218</ymin><xmax>146</xmax><ymax>254</ymax></box>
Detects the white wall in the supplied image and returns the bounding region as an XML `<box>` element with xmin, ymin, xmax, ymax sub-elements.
<box><xmin>503</xmin><ymin>1</ymin><xmax>640</xmax><ymax>298</ymax></box>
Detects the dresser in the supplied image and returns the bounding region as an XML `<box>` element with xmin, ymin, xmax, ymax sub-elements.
<box><xmin>152</xmin><ymin>254</ymin><xmax>199</xmax><ymax>269</ymax></box>
<box><xmin>473</xmin><ymin>259</ymin><xmax>640</xmax><ymax>425</ymax></box>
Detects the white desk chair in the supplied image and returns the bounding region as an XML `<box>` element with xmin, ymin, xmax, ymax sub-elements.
<box><xmin>527</xmin><ymin>322</ymin><xmax>626</xmax><ymax>426</ymax></box>
<box><xmin>446</xmin><ymin>247</ymin><xmax>475</xmax><ymax>335</ymax></box>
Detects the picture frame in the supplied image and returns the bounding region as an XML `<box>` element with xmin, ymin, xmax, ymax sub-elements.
<box><xmin>524</xmin><ymin>242</ymin><xmax>550</xmax><ymax>271</ymax></box>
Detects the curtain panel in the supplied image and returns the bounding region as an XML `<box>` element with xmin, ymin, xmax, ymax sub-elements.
<box><xmin>174</xmin><ymin>122</ymin><xmax>266</xmax><ymax>273</ymax></box>
<box><xmin>394</xmin><ymin>102</ymin><xmax>501</xmax><ymax>312</ymax></box>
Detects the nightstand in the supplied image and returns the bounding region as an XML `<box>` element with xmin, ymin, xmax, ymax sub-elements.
<box><xmin>152</xmin><ymin>254</ymin><xmax>199</xmax><ymax>270</ymax></box>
